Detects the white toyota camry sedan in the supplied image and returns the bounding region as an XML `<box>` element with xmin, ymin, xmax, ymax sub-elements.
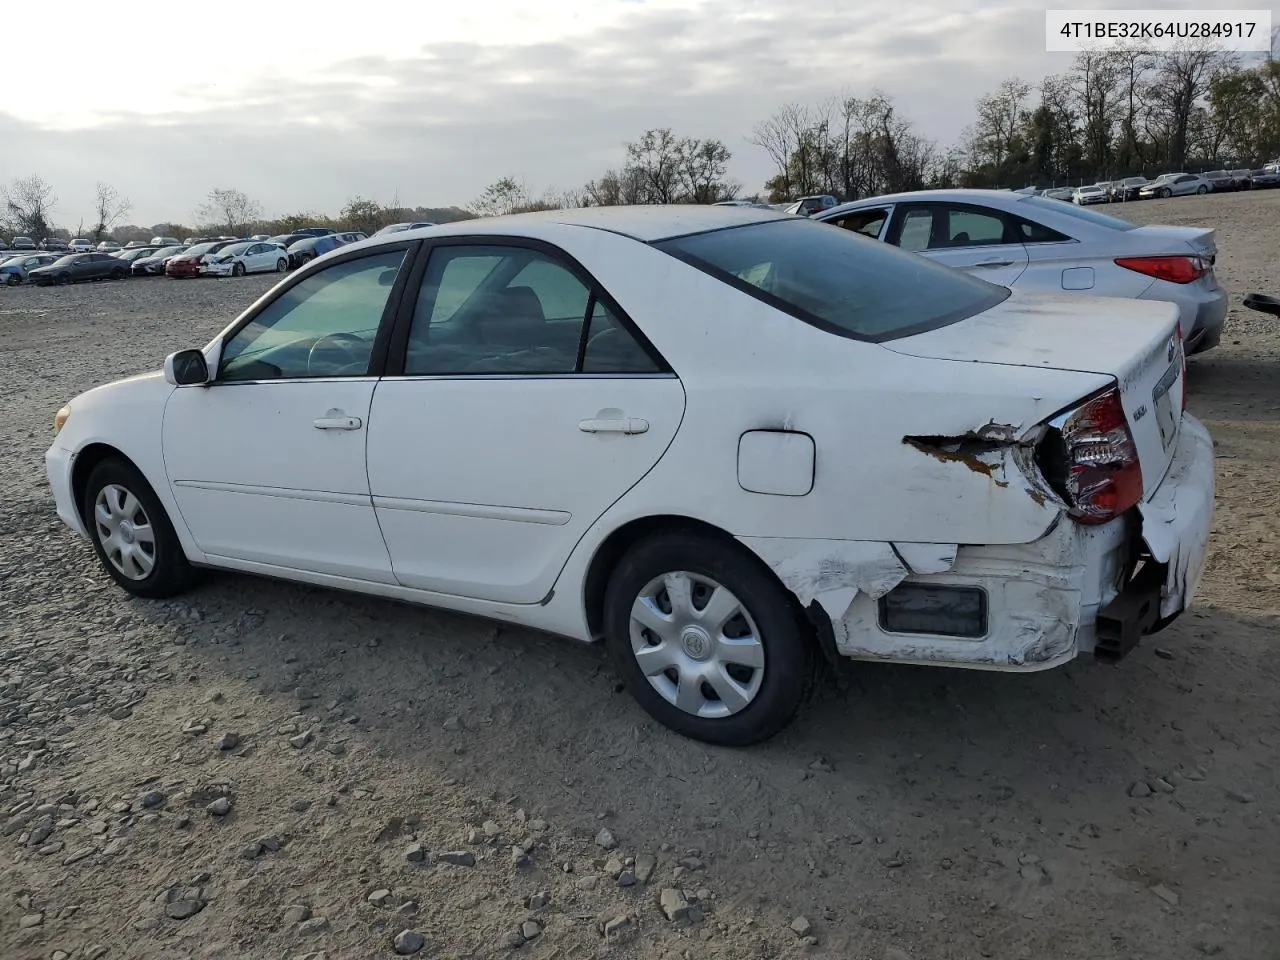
<box><xmin>45</xmin><ymin>206</ymin><xmax>1214</xmax><ymax>746</ymax></box>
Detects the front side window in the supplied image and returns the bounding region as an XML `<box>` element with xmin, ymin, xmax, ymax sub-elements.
<box><xmin>218</xmin><ymin>249</ymin><xmax>406</xmax><ymax>381</ymax></box>
<box><xmin>829</xmin><ymin>208</ymin><xmax>890</xmax><ymax>239</ymax></box>
<box><xmin>404</xmin><ymin>245</ymin><xmax>657</xmax><ymax>376</ymax></box>
<box><xmin>654</xmin><ymin>217</ymin><xmax>1009</xmax><ymax>342</ymax></box>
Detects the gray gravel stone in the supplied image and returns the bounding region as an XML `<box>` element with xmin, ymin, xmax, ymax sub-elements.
<box><xmin>660</xmin><ymin>888</ymin><xmax>689</xmax><ymax>922</ymax></box>
<box><xmin>207</xmin><ymin>796</ymin><xmax>232</xmax><ymax>816</ymax></box>
<box><xmin>439</xmin><ymin>850</ymin><xmax>476</xmax><ymax>866</ymax></box>
<box><xmin>604</xmin><ymin>915</ymin><xmax>632</xmax><ymax>936</ymax></box>
<box><xmin>217</xmin><ymin>732</ymin><xmax>241</xmax><ymax>751</ymax></box>
<box><xmin>405</xmin><ymin>843</ymin><xmax>427</xmax><ymax>863</ymax></box>
<box><xmin>1128</xmin><ymin>781</ymin><xmax>1153</xmax><ymax>798</ymax></box>
<box><xmin>789</xmin><ymin>915</ymin><xmax>813</xmax><ymax>937</ymax></box>
<box><xmin>283</xmin><ymin>904</ymin><xmax>312</xmax><ymax>923</ymax></box>
<box><xmin>369</xmin><ymin>889</ymin><xmax>392</xmax><ymax>907</ymax></box>
<box><xmin>634</xmin><ymin>854</ymin><xmax>657</xmax><ymax>884</ymax></box>
<box><xmin>393</xmin><ymin>930</ymin><xmax>425</xmax><ymax>954</ymax></box>
<box><xmin>595</xmin><ymin>827</ymin><xmax>618</xmax><ymax>850</ymax></box>
<box><xmin>521</xmin><ymin>920</ymin><xmax>541</xmax><ymax>941</ymax></box>
<box><xmin>165</xmin><ymin>899</ymin><xmax>204</xmax><ymax>920</ymax></box>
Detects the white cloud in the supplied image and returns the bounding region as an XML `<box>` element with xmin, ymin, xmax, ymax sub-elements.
<box><xmin>0</xmin><ymin>0</ymin><xmax>1262</xmax><ymax>224</ymax></box>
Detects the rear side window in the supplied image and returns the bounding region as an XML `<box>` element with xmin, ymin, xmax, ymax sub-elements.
<box><xmin>654</xmin><ymin>218</ymin><xmax>1009</xmax><ymax>342</ymax></box>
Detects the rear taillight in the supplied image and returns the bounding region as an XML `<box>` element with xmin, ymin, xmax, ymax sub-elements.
<box><xmin>1114</xmin><ymin>255</ymin><xmax>1208</xmax><ymax>284</ymax></box>
<box><xmin>1036</xmin><ymin>385</ymin><xmax>1143</xmax><ymax>525</ymax></box>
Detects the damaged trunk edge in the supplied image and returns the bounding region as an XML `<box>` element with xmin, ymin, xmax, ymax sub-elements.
<box><xmin>902</xmin><ymin>420</ymin><xmax>1065</xmax><ymax>508</ymax></box>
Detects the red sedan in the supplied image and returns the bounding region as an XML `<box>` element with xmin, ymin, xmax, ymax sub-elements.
<box><xmin>165</xmin><ymin>240</ymin><xmax>238</xmax><ymax>278</ymax></box>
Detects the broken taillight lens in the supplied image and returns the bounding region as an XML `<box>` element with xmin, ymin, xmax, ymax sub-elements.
<box><xmin>1114</xmin><ymin>255</ymin><xmax>1209</xmax><ymax>284</ymax></box>
<box><xmin>1037</xmin><ymin>385</ymin><xmax>1144</xmax><ymax>525</ymax></box>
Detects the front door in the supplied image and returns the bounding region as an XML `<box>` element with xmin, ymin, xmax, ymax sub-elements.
<box><xmin>889</xmin><ymin>203</ymin><xmax>1029</xmax><ymax>286</ymax></box>
<box><xmin>162</xmin><ymin>247</ymin><xmax>410</xmax><ymax>582</ymax></box>
<box><xmin>365</xmin><ymin>240</ymin><xmax>685</xmax><ymax>604</ymax></box>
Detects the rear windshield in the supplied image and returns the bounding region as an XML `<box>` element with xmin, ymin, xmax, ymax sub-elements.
<box><xmin>1020</xmin><ymin>195</ymin><xmax>1138</xmax><ymax>231</ymax></box>
<box><xmin>653</xmin><ymin>218</ymin><xmax>1009</xmax><ymax>342</ymax></box>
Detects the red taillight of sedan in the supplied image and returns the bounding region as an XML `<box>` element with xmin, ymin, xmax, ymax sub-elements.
<box><xmin>1114</xmin><ymin>255</ymin><xmax>1209</xmax><ymax>284</ymax></box>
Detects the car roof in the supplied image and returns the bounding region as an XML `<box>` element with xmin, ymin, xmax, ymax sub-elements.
<box><xmin>389</xmin><ymin>204</ymin><xmax>792</xmax><ymax>243</ymax></box>
<box><xmin>819</xmin><ymin>188</ymin><xmax>1049</xmax><ymax>218</ymax></box>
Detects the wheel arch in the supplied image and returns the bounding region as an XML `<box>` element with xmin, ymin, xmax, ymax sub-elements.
<box><xmin>580</xmin><ymin>514</ymin><xmax>814</xmax><ymax>644</ymax></box>
<box><xmin>71</xmin><ymin>442</ymin><xmax>134</xmax><ymax>525</ymax></box>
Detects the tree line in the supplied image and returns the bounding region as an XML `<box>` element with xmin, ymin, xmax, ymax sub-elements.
<box><xmin>4</xmin><ymin>38</ymin><xmax>1279</xmax><ymax>243</ymax></box>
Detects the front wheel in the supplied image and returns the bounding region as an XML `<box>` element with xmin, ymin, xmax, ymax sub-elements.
<box><xmin>1160</xmin><ymin>188</ymin><xmax>1171</xmax><ymax>198</ymax></box>
<box><xmin>232</xmin><ymin>262</ymin><xmax>246</xmax><ymax>277</ymax></box>
<box><xmin>82</xmin><ymin>457</ymin><xmax>196</xmax><ymax>599</ymax></box>
<box><xmin>112</xmin><ymin>268</ymin><xmax>127</xmax><ymax>280</ymax></box>
<box><xmin>603</xmin><ymin>531</ymin><xmax>814</xmax><ymax>746</ymax></box>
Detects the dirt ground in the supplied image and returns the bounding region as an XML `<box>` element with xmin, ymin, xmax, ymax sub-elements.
<box><xmin>1</xmin><ymin>193</ymin><xmax>1277</xmax><ymax>960</ymax></box>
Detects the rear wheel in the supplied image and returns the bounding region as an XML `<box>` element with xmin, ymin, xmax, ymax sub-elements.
<box><xmin>82</xmin><ymin>457</ymin><xmax>196</xmax><ymax>599</ymax></box>
<box><xmin>57</xmin><ymin>274</ymin><xmax>70</xmax><ymax>285</ymax></box>
<box><xmin>603</xmin><ymin>531</ymin><xmax>814</xmax><ymax>746</ymax></box>
<box><xmin>4</xmin><ymin>275</ymin><xmax>17</xmax><ymax>286</ymax></box>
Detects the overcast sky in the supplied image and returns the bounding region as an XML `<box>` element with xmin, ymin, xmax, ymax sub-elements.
<box><xmin>0</xmin><ymin>0</ymin><xmax>1264</xmax><ymax>226</ymax></box>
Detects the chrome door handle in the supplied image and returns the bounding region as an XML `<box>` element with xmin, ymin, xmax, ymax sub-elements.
<box><xmin>974</xmin><ymin>260</ymin><xmax>1014</xmax><ymax>268</ymax></box>
<box><xmin>313</xmin><ymin>416</ymin><xmax>362</xmax><ymax>430</ymax></box>
<box><xmin>579</xmin><ymin>418</ymin><xmax>649</xmax><ymax>435</ymax></box>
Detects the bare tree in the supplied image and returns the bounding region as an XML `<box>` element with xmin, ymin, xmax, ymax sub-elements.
<box><xmin>91</xmin><ymin>182</ymin><xmax>131</xmax><ymax>243</ymax></box>
<box><xmin>2</xmin><ymin>175</ymin><xmax>58</xmax><ymax>239</ymax></box>
<box><xmin>1071</xmin><ymin>52</ymin><xmax>1123</xmax><ymax>174</ymax></box>
<box><xmin>339</xmin><ymin>195</ymin><xmax>386</xmax><ymax>234</ymax></box>
<box><xmin>625</xmin><ymin>129</ymin><xmax>685</xmax><ymax>204</ymax></box>
<box><xmin>1145</xmin><ymin>45</ymin><xmax>1233</xmax><ymax>168</ymax></box>
<box><xmin>196</xmin><ymin>188</ymin><xmax>264</xmax><ymax>235</ymax></box>
<box><xmin>749</xmin><ymin>103</ymin><xmax>815</xmax><ymax>199</ymax></box>
<box><xmin>582</xmin><ymin>167</ymin><xmax>646</xmax><ymax>206</ymax></box>
<box><xmin>965</xmin><ymin>79</ymin><xmax>1032</xmax><ymax>170</ymax></box>
<box><xmin>676</xmin><ymin>138</ymin><xmax>737</xmax><ymax>203</ymax></box>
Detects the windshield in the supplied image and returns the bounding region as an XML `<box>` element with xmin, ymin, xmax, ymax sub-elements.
<box><xmin>1020</xmin><ymin>195</ymin><xmax>1138</xmax><ymax>231</ymax></box>
<box><xmin>218</xmin><ymin>243</ymin><xmax>253</xmax><ymax>257</ymax></box>
<box><xmin>184</xmin><ymin>243</ymin><xmax>218</xmax><ymax>256</ymax></box>
<box><xmin>653</xmin><ymin>218</ymin><xmax>1008</xmax><ymax>342</ymax></box>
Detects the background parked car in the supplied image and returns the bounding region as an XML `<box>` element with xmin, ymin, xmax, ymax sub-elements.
<box><xmin>267</xmin><ymin>232</ymin><xmax>313</xmax><ymax>249</ymax></box>
<box><xmin>814</xmin><ymin>188</ymin><xmax>1227</xmax><ymax>353</ymax></box>
<box><xmin>39</xmin><ymin>238</ymin><xmax>70</xmax><ymax>252</ymax></box>
<box><xmin>113</xmin><ymin>247</ymin><xmax>162</xmax><ymax>265</ymax></box>
<box><xmin>200</xmin><ymin>241</ymin><xmax>289</xmax><ymax>277</ymax></box>
<box><xmin>1228</xmin><ymin>169</ymin><xmax>1254</xmax><ymax>189</ymax></box>
<box><xmin>9</xmin><ymin>236</ymin><xmax>37</xmax><ymax>250</ymax></box>
<box><xmin>1139</xmin><ymin>173</ymin><xmax>1210</xmax><ymax>198</ymax></box>
<box><xmin>1072</xmin><ymin>184</ymin><xmax>1108</xmax><ymax>205</ymax></box>
<box><xmin>68</xmin><ymin>239</ymin><xmax>93</xmax><ymax>253</ymax></box>
<box><xmin>1249</xmin><ymin>168</ymin><xmax>1280</xmax><ymax>188</ymax></box>
<box><xmin>0</xmin><ymin>253</ymin><xmax>58</xmax><ymax>285</ymax></box>
<box><xmin>29</xmin><ymin>253</ymin><xmax>129</xmax><ymax>285</ymax></box>
<box><xmin>1043</xmin><ymin>187</ymin><xmax>1075</xmax><ymax>201</ymax></box>
<box><xmin>782</xmin><ymin>195</ymin><xmax>839</xmax><ymax>216</ymax></box>
<box><xmin>123</xmin><ymin>240</ymin><xmax>151</xmax><ymax>249</ymax></box>
<box><xmin>285</xmin><ymin>233</ymin><xmax>347</xmax><ymax>269</ymax></box>
<box><xmin>1202</xmin><ymin>170</ymin><xmax>1238</xmax><ymax>192</ymax></box>
<box><xmin>372</xmin><ymin>221</ymin><xmax>437</xmax><ymax>236</ymax></box>
<box><xmin>130</xmin><ymin>245</ymin><xmax>187</xmax><ymax>276</ymax></box>
<box><xmin>165</xmin><ymin>240</ymin><xmax>240</xmax><ymax>278</ymax></box>
<box><xmin>149</xmin><ymin>235</ymin><xmax>180</xmax><ymax>247</ymax></box>
<box><xmin>1110</xmin><ymin>176</ymin><xmax>1149</xmax><ymax>201</ymax></box>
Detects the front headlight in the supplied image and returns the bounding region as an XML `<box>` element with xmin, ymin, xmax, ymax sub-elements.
<box><xmin>54</xmin><ymin>405</ymin><xmax>71</xmax><ymax>434</ymax></box>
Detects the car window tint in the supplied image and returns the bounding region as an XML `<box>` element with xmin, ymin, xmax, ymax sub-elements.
<box><xmin>218</xmin><ymin>249</ymin><xmax>406</xmax><ymax>382</ymax></box>
<box><xmin>830</xmin><ymin>209</ymin><xmax>889</xmax><ymax>238</ymax></box>
<box><xmin>655</xmin><ymin>218</ymin><xmax>1009</xmax><ymax>342</ymax></box>
<box><xmin>1015</xmin><ymin>217</ymin><xmax>1070</xmax><ymax>243</ymax></box>
<box><xmin>581</xmin><ymin>300</ymin><xmax>660</xmax><ymax>374</ymax></box>
<box><xmin>405</xmin><ymin>246</ymin><xmax>589</xmax><ymax>376</ymax></box>
<box><xmin>938</xmin><ymin>208</ymin><xmax>1007</xmax><ymax>247</ymax></box>
<box><xmin>897</xmin><ymin>210</ymin><xmax>934</xmax><ymax>251</ymax></box>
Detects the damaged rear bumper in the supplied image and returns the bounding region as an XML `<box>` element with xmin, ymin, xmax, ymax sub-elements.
<box><xmin>739</xmin><ymin>414</ymin><xmax>1214</xmax><ymax>671</ymax></box>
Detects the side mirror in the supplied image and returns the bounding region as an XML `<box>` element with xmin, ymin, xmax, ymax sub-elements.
<box><xmin>164</xmin><ymin>349</ymin><xmax>210</xmax><ymax>386</ymax></box>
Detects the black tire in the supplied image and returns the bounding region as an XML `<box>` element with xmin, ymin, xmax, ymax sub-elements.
<box><xmin>232</xmin><ymin>261</ymin><xmax>246</xmax><ymax>277</ymax></box>
<box><xmin>1160</xmin><ymin>188</ymin><xmax>1171</xmax><ymax>198</ymax></box>
<box><xmin>112</xmin><ymin>268</ymin><xmax>127</xmax><ymax>280</ymax></box>
<box><xmin>602</xmin><ymin>531</ymin><xmax>814</xmax><ymax>746</ymax></box>
<box><xmin>82</xmin><ymin>456</ymin><xmax>196</xmax><ymax>599</ymax></box>
<box><xmin>1196</xmin><ymin>185</ymin><xmax>1208</xmax><ymax>194</ymax></box>
<box><xmin>4</xmin><ymin>275</ymin><xmax>17</xmax><ymax>286</ymax></box>
<box><xmin>57</xmin><ymin>274</ymin><xmax>70</xmax><ymax>285</ymax></box>
<box><xmin>276</xmin><ymin>258</ymin><xmax>287</xmax><ymax>272</ymax></box>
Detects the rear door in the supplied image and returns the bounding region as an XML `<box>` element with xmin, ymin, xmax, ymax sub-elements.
<box><xmin>886</xmin><ymin>202</ymin><xmax>1029</xmax><ymax>286</ymax></box>
<box><xmin>365</xmin><ymin>238</ymin><xmax>685</xmax><ymax>604</ymax></box>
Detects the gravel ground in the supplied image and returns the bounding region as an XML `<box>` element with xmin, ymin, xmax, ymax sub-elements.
<box><xmin>1</xmin><ymin>194</ymin><xmax>1278</xmax><ymax>960</ymax></box>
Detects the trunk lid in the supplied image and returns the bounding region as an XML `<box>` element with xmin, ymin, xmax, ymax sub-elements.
<box><xmin>1128</xmin><ymin>224</ymin><xmax>1217</xmax><ymax>260</ymax></box>
<box><xmin>881</xmin><ymin>290</ymin><xmax>1186</xmax><ymax>497</ymax></box>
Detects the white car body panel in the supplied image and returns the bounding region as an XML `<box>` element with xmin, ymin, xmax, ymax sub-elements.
<box><xmin>45</xmin><ymin>206</ymin><xmax>1214</xmax><ymax>679</ymax></box>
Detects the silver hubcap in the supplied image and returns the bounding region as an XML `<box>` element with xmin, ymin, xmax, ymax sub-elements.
<box><xmin>629</xmin><ymin>571</ymin><xmax>765</xmax><ymax>719</ymax></box>
<box><xmin>93</xmin><ymin>484</ymin><xmax>156</xmax><ymax>580</ymax></box>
